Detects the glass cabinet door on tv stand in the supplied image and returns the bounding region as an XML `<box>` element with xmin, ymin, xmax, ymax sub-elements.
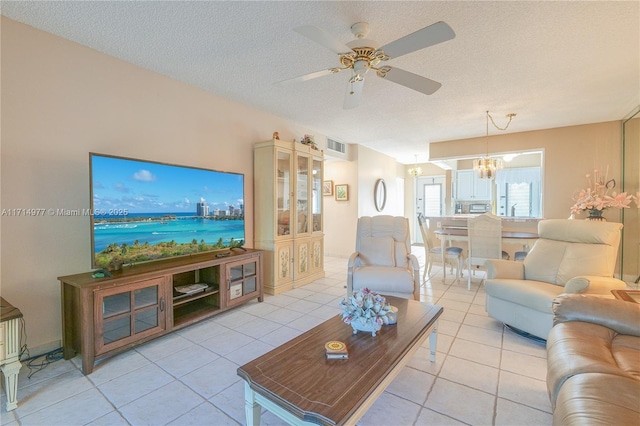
<box><xmin>254</xmin><ymin>138</ymin><xmax>325</xmax><ymax>295</ymax></box>
<box><xmin>226</xmin><ymin>256</ymin><xmax>261</xmax><ymax>308</ymax></box>
<box><xmin>94</xmin><ymin>277</ymin><xmax>168</xmax><ymax>356</ymax></box>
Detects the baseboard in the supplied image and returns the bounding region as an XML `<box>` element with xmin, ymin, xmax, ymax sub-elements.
<box><xmin>622</xmin><ymin>273</ymin><xmax>640</xmax><ymax>288</ymax></box>
<box><xmin>23</xmin><ymin>339</ymin><xmax>62</xmax><ymax>360</ymax></box>
<box><xmin>324</xmin><ymin>252</ymin><xmax>350</xmax><ymax>259</ymax></box>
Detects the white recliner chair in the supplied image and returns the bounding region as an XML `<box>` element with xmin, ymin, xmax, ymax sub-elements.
<box><xmin>484</xmin><ymin>219</ymin><xmax>627</xmax><ymax>340</ymax></box>
<box><xmin>347</xmin><ymin>215</ymin><xmax>421</xmax><ymax>300</ymax></box>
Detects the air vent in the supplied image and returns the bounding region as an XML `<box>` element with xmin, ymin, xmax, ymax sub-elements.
<box><xmin>327</xmin><ymin>138</ymin><xmax>346</xmax><ymax>154</ymax></box>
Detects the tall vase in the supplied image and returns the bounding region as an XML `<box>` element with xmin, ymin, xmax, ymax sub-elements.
<box><xmin>586</xmin><ymin>209</ymin><xmax>606</xmax><ymax>221</ymax></box>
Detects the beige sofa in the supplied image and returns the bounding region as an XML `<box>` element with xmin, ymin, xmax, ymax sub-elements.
<box><xmin>546</xmin><ymin>294</ymin><xmax>640</xmax><ymax>425</ymax></box>
<box><xmin>484</xmin><ymin>219</ymin><xmax>626</xmax><ymax>340</ymax></box>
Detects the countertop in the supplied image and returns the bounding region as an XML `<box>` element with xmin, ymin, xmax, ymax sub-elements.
<box><xmin>430</xmin><ymin>215</ymin><xmax>542</xmax><ymax>223</ymax></box>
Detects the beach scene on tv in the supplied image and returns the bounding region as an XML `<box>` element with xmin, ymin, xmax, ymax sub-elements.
<box><xmin>91</xmin><ymin>155</ymin><xmax>245</xmax><ymax>269</ymax></box>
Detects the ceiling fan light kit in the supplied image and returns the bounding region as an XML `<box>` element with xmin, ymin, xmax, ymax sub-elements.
<box><xmin>278</xmin><ymin>20</ymin><xmax>456</xmax><ymax>109</ymax></box>
<box><xmin>473</xmin><ymin>111</ymin><xmax>517</xmax><ymax>180</ymax></box>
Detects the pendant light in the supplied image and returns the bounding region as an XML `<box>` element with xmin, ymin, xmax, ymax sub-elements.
<box><xmin>408</xmin><ymin>154</ymin><xmax>423</xmax><ymax>177</ymax></box>
<box><xmin>473</xmin><ymin>110</ymin><xmax>516</xmax><ymax>179</ymax></box>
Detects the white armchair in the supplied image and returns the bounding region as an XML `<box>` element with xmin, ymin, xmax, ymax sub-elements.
<box><xmin>484</xmin><ymin>219</ymin><xmax>627</xmax><ymax>340</ymax></box>
<box><xmin>347</xmin><ymin>215</ymin><xmax>421</xmax><ymax>300</ymax></box>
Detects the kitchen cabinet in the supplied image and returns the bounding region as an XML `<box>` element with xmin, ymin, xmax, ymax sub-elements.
<box><xmin>455</xmin><ymin>170</ymin><xmax>491</xmax><ymax>200</ymax></box>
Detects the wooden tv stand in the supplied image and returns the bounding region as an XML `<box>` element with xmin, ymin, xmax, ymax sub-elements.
<box><xmin>59</xmin><ymin>249</ymin><xmax>263</xmax><ymax>374</ymax></box>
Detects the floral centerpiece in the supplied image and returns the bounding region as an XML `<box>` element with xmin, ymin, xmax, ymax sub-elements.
<box><xmin>570</xmin><ymin>166</ymin><xmax>638</xmax><ymax>220</ymax></box>
<box><xmin>339</xmin><ymin>288</ymin><xmax>394</xmax><ymax>337</ymax></box>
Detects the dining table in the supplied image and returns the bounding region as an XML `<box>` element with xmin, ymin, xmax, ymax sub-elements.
<box><xmin>433</xmin><ymin>227</ymin><xmax>539</xmax><ymax>281</ymax></box>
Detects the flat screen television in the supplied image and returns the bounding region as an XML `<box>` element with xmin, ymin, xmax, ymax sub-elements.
<box><xmin>89</xmin><ymin>153</ymin><xmax>245</xmax><ymax>269</ymax></box>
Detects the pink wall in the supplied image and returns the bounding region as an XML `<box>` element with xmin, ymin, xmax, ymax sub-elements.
<box><xmin>0</xmin><ymin>18</ymin><xmax>323</xmax><ymax>353</ymax></box>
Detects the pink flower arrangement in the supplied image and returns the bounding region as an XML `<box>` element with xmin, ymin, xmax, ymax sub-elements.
<box><xmin>570</xmin><ymin>167</ymin><xmax>638</xmax><ymax>215</ymax></box>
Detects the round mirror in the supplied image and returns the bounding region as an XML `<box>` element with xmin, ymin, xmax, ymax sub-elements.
<box><xmin>374</xmin><ymin>178</ymin><xmax>387</xmax><ymax>212</ymax></box>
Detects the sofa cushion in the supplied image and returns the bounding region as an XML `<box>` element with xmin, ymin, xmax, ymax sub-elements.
<box><xmin>546</xmin><ymin>321</ymin><xmax>640</xmax><ymax>406</ymax></box>
<box><xmin>553</xmin><ymin>373</ymin><xmax>640</xmax><ymax>426</ymax></box>
<box><xmin>552</xmin><ymin>294</ymin><xmax>640</xmax><ymax>336</ymax></box>
<box><xmin>533</xmin><ymin>220</ymin><xmax>622</xmax><ymax>284</ymax></box>
<box><xmin>555</xmin><ymin>243</ymin><xmax>618</xmax><ymax>284</ymax></box>
<box><xmin>484</xmin><ymin>278</ymin><xmax>565</xmax><ymax>313</ymax></box>
<box><xmin>523</xmin><ymin>239</ymin><xmax>615</xmax><ymax>286</ymax></box>
<box><xmin>356</xmin><ymin>215</ymin><xmax>412</xmax><ymax>268</ymax></box>
<box><xmin>394</xmin><ymin>241</ymin><xmax>409</xmax><ymax>269</ymax></box>
<box><xmin>522</xmin><ymin>239</ymin><xmax>565</xmax><ymax>284</ymax></box>
<box><xmin>358</xmin><ymin>237</ymin><xmax>395</xmax><ymax>267</ymax></box>
<box><xmin>539</xmin><ymin>219</ymin><xmax>623</xmax><ymax>246</ymax></box>
<box><xmin>352</xmin><ymin>266</ymin><xmax>414</xmax><ymax>294</ymax></box>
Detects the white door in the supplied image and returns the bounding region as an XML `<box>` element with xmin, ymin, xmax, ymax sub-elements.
<box><xmin>414</xmin><ymin>176</ymin><xmax>446</xmax><ymax>243</ymax></box>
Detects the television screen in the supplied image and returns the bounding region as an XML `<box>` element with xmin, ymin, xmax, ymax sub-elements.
<box><xmin>90</xmin><ymin>153</ymin><xmax>245</xmax><ymax>269</ymax></box>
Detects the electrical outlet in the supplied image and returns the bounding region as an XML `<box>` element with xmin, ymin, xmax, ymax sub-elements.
<box><xmin>436</xmin><ymin>222</ymin><xmax>442</xmax><ymax>228</ymax></box>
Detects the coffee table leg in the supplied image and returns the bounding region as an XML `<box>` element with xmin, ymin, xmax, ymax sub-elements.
<box><xmin>429</xmin><ymin>321</ymin><xmax>438</xmax><ymax>363</ymax></box>
<box><xmin>244</xmin><ymin>382</ymin><xmax>262</xmax><ymax>426</ymax></box>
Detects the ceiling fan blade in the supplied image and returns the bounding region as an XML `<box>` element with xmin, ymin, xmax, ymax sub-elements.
<box><xmin>274</xmin><ymin>68</ymin><xmax>343</xmax><ymax>86</ymax></box>
<box><xmin>381</xmin><ymin>67</ymin><xmax>442</xmax><ymax>95</ymax></box>
<box><xmin>343</xmin><ymin>78</ymin><xmax>364</xmax><ymax>109</ymax></box>
<box><xmin>294</xmin><ymin>25</ymin><xmax>352</xmax><ymax>55</ymax></box>
<box><xmin>380</xmin><ymin>21</ymin><xmax>455</xmax><ymax>59</ymax></box>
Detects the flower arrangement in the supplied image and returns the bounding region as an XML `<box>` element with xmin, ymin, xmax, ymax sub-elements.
<box><xmin>339</xmin><ymin>288</ymin><xmax>393</xmax><ymax>335</ymax></box>
<box><xmin>299</xmin><ymin>134</ymin><xmax>318</xmax><ymax>150</ymax></box>
<box><xmin>570</xmin><ymin>166</ymin><xmax>638</xmax><ymax>215</ymax></box>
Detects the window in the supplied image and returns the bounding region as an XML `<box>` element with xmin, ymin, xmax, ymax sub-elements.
<box><xmin>416</xmin><ymin>176</ymin><xmax>445</xmax><ymax>218</ymax></box>
<box><xmin>423</xmin><ymin>184</ymin><xmax>443</xmax><ymax>216</ymax></box>
<box><xmin>496</xmin><ymin>167</ymin><xmax>541</xmax><ymax>217</ymax></box>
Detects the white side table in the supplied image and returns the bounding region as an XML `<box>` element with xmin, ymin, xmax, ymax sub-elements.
<box><xmin>0</xmin><ymin>297</ymin><xmax>23</xmax><ymax>411</ymax></box>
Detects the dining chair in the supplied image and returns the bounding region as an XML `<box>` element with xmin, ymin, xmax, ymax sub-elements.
<box><xmin>417</xmin><ymin>214</ymin><xmax>464</xmax><ymax>283</ymax></box>
<box><xmin>467</xmin><ymin>212</ymin><xmax>505</xmax><ymax>290</ymax></box>
<box><xmin>514</xmin><ymin>250</ymin><xmax>528</xmax><ymax>261</ymax></box>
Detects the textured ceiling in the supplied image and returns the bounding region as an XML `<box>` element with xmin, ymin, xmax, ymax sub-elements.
<box><xmin>2</xmin><ymin>1</ymin><xmax>639</xmax><ymax>164</ymax></box>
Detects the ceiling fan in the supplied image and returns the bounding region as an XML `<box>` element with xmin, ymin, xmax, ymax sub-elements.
<box><xmin>275</xmin><ymin>21</ymin><xmax>455</xmax><ymax>109</ymax></box>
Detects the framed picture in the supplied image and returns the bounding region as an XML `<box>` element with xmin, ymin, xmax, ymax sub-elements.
<box><xmin>335</xmin><ymin>184</ymin><xmax>349</xmax><ymax>201</ymax></box>
<box><xmin>322</xmin><ymin>180</ymin><xmax>333</xmax><ymax>196</ymax></box>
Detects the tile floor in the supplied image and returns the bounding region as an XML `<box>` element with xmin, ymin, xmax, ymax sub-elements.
<box><xmin>1</xmin><ymin>250</ymin><xmax>555</xmax><ymax>426</ymax></box>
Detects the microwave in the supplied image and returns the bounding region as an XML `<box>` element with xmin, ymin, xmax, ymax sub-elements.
<box><xmin>469</xmin><ymin>204</ymin><xmax>490</xmax><ymax>214</ymax></box>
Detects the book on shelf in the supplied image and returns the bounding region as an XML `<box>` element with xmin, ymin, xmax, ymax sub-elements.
<box><xmin>325</xmin><ymin>341</ymin><xmax>348</xmax><ymax>359</ymax></box>
<box><xmin>174</xmin><ymin>283</ymin><xmax>208</xmax><ymax>295</ymax></box>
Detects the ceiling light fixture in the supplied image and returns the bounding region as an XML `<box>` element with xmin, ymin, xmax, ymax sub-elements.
<box><xmin>473</xmin><ymin>110</ymin><xmax>516</xmax><ymax>179</ymax></box>
<box><xmin>408</xmin><ymin>155</ymin><xmax>423</xmax><ymax>177</ymax></box>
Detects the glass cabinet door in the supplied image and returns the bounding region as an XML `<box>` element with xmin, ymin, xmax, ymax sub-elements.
<box><xmin>102</xmin><ymin>292</ymin><xmax>131</xmax><ymax>344</ymax></box>
<box><xmin>312</xmin><ymin>158</ymin><xmax>322</xmax><ymax>232</ymax></box>
<box><xmin>96</xmin><ymin>277</ymin><xmax>166</xmax><ymax>354</ymax></box>
<box><xmin>227</xmin><ymin>257</ymin><xmax>260</xmax><ymax>305</ymax></box>
<box><xmin>133</xmin><ymin>286</ymin><xmax>160</xmax><ymax>334</ymax></box>
<box><xmin>276</xmin><ymin>150</ymin><xmax>292</xmax><ymax>237</ymax></box>
<box><xmin>296</xmin><ymin>154</ymin><xmax>310</xmax><ymax>235</ymax></box>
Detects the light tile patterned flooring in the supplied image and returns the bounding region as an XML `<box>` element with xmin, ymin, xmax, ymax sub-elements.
<box><xmin>1</xmin><ymin>249</ymin><xmax>553</xmax><ymax>425</ymax></box>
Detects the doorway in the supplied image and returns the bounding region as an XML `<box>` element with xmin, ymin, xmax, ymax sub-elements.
<box><xmin>414</xmin><ymin>176</ymin><xmax>446</xmax><ymax>243</ymax></box>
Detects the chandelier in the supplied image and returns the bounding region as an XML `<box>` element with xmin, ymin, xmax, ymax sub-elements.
<box><xmin>408</xmin><ymin>155</ymin><xmax>423</xmax><ymax>177</ymax></box>
<box><xmin>473</xmin><ymin>110</ymin><xmax>516</xmax><ymax>179</ymax></box>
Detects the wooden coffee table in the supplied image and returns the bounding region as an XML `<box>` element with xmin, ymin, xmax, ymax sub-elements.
<box><xmin>237</xmin><ymin>296</ymin><xmax>442</xmax><ymax>426</ymax></box>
